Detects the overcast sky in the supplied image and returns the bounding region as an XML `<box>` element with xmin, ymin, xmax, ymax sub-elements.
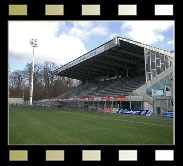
<box><xmin>9</xmin><ymin>21</ymin><xmax>174</xmax><ymax>72</ymax></box>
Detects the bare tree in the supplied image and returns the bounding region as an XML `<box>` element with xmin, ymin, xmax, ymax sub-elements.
<box><xmin>9</xmin><ymin>61</ymin><xmax>79</xmax><ymax>101</ymax></box>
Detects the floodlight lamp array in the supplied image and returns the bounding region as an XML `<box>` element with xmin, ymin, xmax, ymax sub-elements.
<box><xmin>30</xmin><ymin>39</ymin><xmax>38</xmax><ymax>47</ymax></box>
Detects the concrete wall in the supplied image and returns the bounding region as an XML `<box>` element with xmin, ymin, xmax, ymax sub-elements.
<box><xmin>144</xmin><ymin>102</ymin><xmax>153</xmax><ymax>112</ymax></box>
<box><xmin>133</xmin><ymin>66</ymin><xmax>173</xmax><ymax>96</ymax></box>
<box><xmin>130</xmin><ymin>96</ymin><xmax>143</xmax><ymax>101</ymax></box>
<box><xmin>9</xmin><ymin>98</ymin><xmax>24</xmax><ymax>105</ymax></box>
<box><xmin>146</xmin><ymin>72</ymin><xmax>173</xmax><ymax>100</ymax></box>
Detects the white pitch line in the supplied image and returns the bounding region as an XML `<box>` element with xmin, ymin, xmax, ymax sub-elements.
<box><xmin>59</xmin><ymin>110</ymin><xmax>172</xmax><ymax>128</ymax></box>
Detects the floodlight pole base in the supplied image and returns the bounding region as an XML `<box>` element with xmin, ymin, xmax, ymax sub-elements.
<box><xmin>30</xmin><ymin>97</ymin><xmax>32</xmax><ymax>105</ymax></box>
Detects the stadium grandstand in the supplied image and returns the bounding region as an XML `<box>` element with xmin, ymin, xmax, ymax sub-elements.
<box><xmin>35</xmin><ymin>37</ymin><xmax>174</xmax><ymax>117</ymax></box>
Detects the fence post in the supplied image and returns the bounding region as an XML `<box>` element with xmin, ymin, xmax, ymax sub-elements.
<box><xmin>98</xmin><ymin>100</ymin><xmax>99</xmax><ymax>113</ymax></box>
<box><xmin>130</xmin><ymin>100</ymin><xmax>131</xmax><ymax>109</ymax></box>
<box><xmin>83</xmin><ymin>101</ymin><xmax>84</xmax><ymax>111</ymax></box>
<box><xmin>93</xmin><ymin>100</ymin><xmax>94</xmax><ymax>111</ymax></box>
<box><xmin>104</xmin><ymin>100</ymin><xmax>106</xmax><ymax>114</ymax></box>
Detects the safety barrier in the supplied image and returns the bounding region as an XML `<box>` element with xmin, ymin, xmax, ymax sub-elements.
<box><xmin>99</xmin><ymin>108</ymin><xmax>152</xmax><ymax>116</ymax></box>
<box><xmin>99</xmin><ymin>108</ymin><xmax>113</xmax><ymax>113</ymax></box>
<box><xmin>163</xmin><ymin>110</ymin><xmax>174</xmax><ymax>118</ymax></box>
<box><xmin>117</xmin><ymin>109</ymin><xmax>152</xmax><ymax>116</ymax></box>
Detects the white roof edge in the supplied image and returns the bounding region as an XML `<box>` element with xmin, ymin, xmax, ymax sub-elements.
<box><xmin>118</xmin><ymin>37</ymin><xmax>174</xmax><ymax>57</ymax></box>
<box><xmin>53</xmin><ymin>37</ymin><xmax>174</xmax><ymax>74</ymax></box>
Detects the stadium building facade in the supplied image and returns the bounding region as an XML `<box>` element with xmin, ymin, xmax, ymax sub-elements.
<box><xmin>36</xmin><ymin>37</ymin><xmax>174</xmax><ymax>116</ymax></box>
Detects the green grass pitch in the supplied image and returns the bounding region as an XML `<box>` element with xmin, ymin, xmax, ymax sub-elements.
<box><xmin>9</xmin><ymin>105</ymin><xmax>173</xmax><ymax>145</ymax></box>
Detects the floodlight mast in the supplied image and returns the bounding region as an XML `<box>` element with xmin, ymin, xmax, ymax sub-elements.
<box><xmin>30</xmin><ymin>39</ymin><xmax>38</xmax><ymax>105</ymax></box>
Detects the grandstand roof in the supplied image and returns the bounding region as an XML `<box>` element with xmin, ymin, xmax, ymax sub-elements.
<box><xmin>52</xmin><ymin>37</ymin><xmax>174</xmax><ymax>80</ymax></box>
